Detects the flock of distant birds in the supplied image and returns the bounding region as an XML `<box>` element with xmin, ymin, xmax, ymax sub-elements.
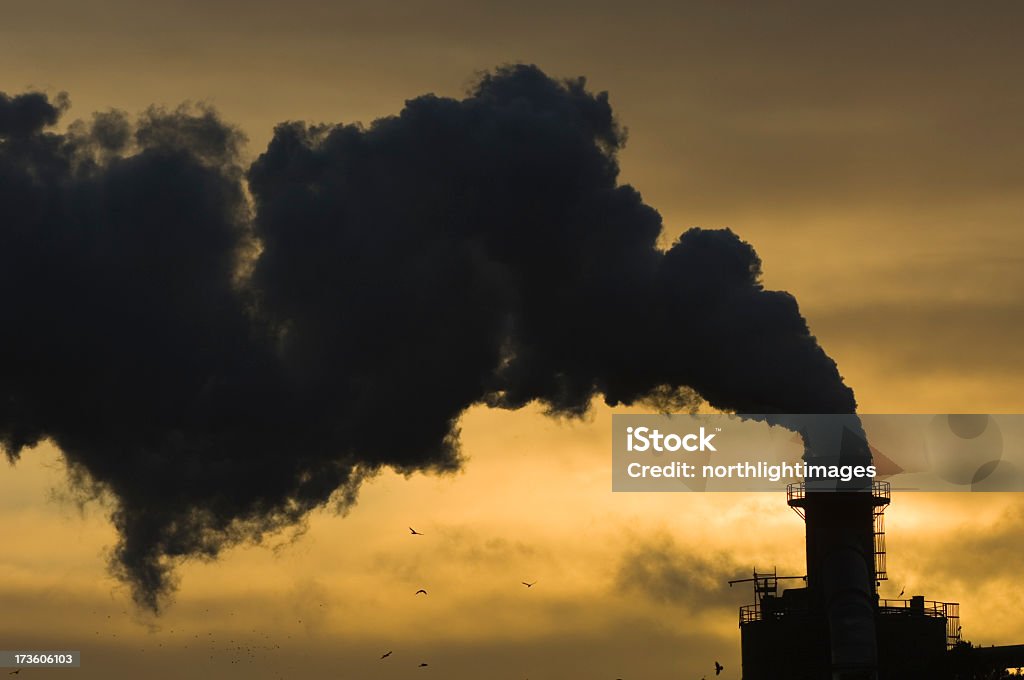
<box><xmin>18</xmin><ymin>524</ymin><xmax>728</xmax><ymax>678</ymax></box>
<box><xmin>380</xmin><ymin>527</ymin><xmax>540</xmax><ymax>670</ymax></box>
<box><xmin>384</xmin><ymin>527</ymin><xmax>724</xmax><ymax>678</ymax></box>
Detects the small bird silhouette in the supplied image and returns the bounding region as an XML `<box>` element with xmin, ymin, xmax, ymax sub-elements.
<box><xmin>419</xmin><ymin>662</ymin><xmax>429</xmax><ymax>667</ymax></box>
<box><xmin>409</xmin><ymin>527</ymin><xmax>424</xmax><ymax>535</ymax></box>
<box><xmin>415</xmin><ymin>589</ymin><xmax>428</xmax><ymax>595</ymax></box>
<box><xmin>897</xmin><ymin>586</ymin><xmax>905</xmax><ymax>598</ymax></box>
<box><xmin>9</xmin><ymin>671</ymin><xmax>21</xmax><ymax>676</ymax></box>
<box><xmin>715</xmin><ymin>660</ymin><xmax>724</xmax><ymax>675</ymax></box>
<box><xmin>521</xmin><ymin>581</ymin><xmax>536</xmax><ymax>588</ymax></box>
<box><xmin>381</xmin><ymin>651</ymin><xmax>392</xmax><ymax>659</ymax></box>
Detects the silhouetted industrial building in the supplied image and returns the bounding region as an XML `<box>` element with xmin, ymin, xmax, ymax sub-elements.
<box><xmin>733</xmin><ymin>479</ymin><xmax>1024</xmax><ymax>679</ymax></box>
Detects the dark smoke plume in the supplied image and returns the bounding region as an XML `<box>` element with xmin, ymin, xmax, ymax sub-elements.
<box><xmin>0</xmin><ymin>66</ymin><xmax>855</xmax><ymax>611</ymax></box>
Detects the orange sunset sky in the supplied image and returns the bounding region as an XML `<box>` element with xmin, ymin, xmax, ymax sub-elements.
<box><xmin>2</xmin><ymin>2</ymin><xmax>1023</xmax><ymax>679</ymax></box>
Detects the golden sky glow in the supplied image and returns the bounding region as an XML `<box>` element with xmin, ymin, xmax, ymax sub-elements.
<box><xmin>2</xmin><ymin>2</ymin><xmax>1024</xmax><ymax>678</ymax></box>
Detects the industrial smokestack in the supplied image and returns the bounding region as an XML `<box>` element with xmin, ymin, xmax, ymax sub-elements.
<box><xmin>1</xmin><ymin>65</ymin><xmax>861</xmax><ymax>629</ymax></box>
<box><xmin>801</xmin><ymin>420</ymin><xmax>879</xmax><ymax>679</ymax></box>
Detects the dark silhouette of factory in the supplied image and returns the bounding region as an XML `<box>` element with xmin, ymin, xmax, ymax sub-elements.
<box><xmin>731</xmin><ymin>427</ymin><xmax>1024</xmax><ymax>679</ymax></box>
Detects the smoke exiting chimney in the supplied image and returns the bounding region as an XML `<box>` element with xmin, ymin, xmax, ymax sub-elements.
<box><xmin>1</xmin><ymin>66</ymin><xmax>856</xmax><ymax>622</ymax></box>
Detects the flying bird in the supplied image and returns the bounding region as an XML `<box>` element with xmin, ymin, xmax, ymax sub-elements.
<box><xmin>419</xmin><ymin>662</ymin><xmax>429</xmax><ymax>667</ymax></box>
<box><xmin>381</xmin><ymin>651</ymin><xmax>392</xmax><ymax>659</ymax></box>
<box><xmin>897</xmin><ymin>586</ymin><xmax>905</xmax><ymax>598</ymax></box>
<box><xmin>521</xmin><ymin>581</ymin><xmax>536</xmax><ymax>588</ymax></box>
<box><xmin>415</xmin><ymin>589</ymin><xmax>428</xmax><ymax>595</ymax></box>
<box><xmin>715</xmin><ymin>660</ymin><xmax>724</xmax><ymax>675</ymax></box>
<box><xmin>409</xmin><ymin>527</ymin><xmax>424</xmax><ymax>535</ymax></box>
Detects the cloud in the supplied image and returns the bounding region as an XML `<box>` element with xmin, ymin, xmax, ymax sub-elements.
<box><xmin>614</xmin><ymin>531</ymin><xmax>747</xmax><ymax>612</ymax></box>
<box><xmin>901</xmin><ymin>498</ymin><xmax>1024</xmax><ymax>586</ymax></box>
<box><xmin>813</xmin><ymin>300</ymin><xmax>1024</xmax><ymax>378</ymax></box>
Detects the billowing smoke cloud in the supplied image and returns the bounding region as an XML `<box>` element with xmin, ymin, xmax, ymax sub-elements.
<box><xmin>0</xmin><ymin>65</ymin><xmax>855</xmax><ymax>611</ymax></box>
